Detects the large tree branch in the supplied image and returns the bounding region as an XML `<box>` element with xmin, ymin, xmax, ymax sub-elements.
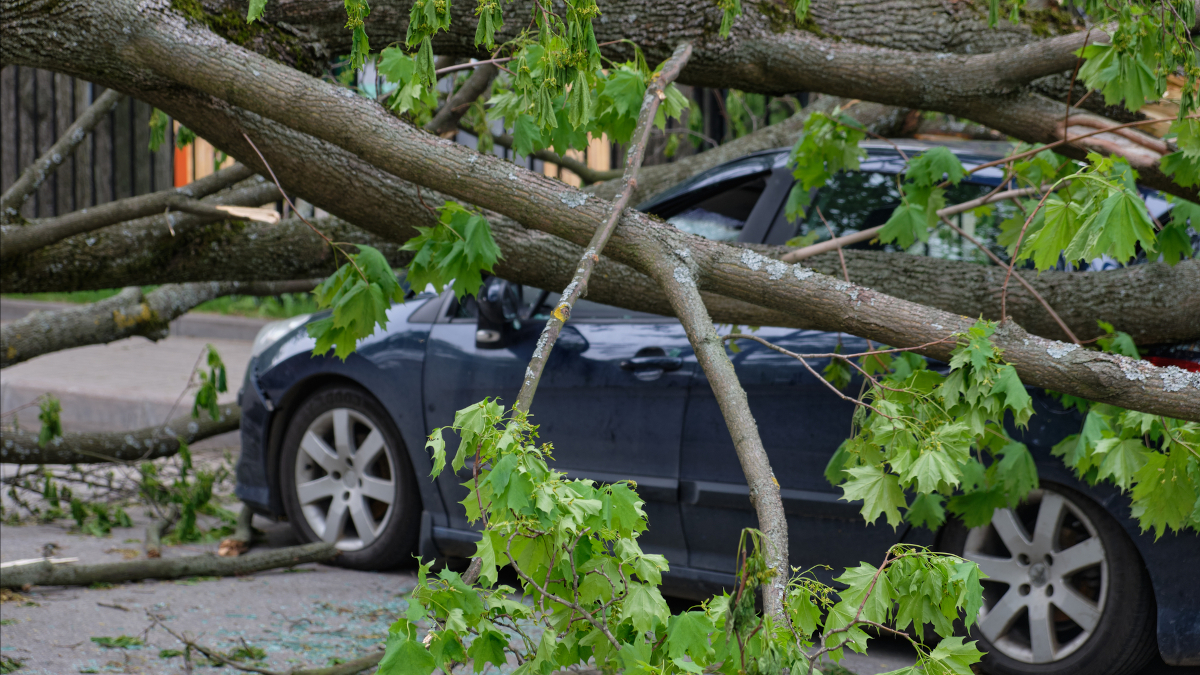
<box><xmin>0</xmin><ymin>406</ymin><xmax>240</xmax><ymax>464</ymax></box>
<box><xmin>125</xmin><ymin>24</ymin><xmax>1198</xmax><ymax>419</ymax></box>
<box><xmin>0</xmin><ymin>163</ymin><xmax>257</xmax><ymax>259</ymax></box>
<box><xmin>1</xmin><ymin>280</ymin><xmax>319</xmax><ymax>368</ymax></box>
<box><xmin>0</xmin><ymin>88</ymin><xmax>123</xmax><ymax>221</ymax></box>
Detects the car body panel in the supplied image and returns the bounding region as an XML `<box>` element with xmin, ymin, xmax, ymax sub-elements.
<box><xmin>237</xmin><ymin>142</ymin><xmax>1199</xmax><ymax>665</ymax></box>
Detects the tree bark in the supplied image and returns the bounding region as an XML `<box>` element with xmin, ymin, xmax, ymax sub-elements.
<box><xmin>1</xmin><ymin>281</ymin><xmax>316</xmax><ymax>368</ymax></box>
<box><xmin>0</xmin><ymin>89</ymin><xmax>122</xmax><ymax>221</ymax></box>
<box><xmin>0</xmin><ymin>541</ymin><xmax>336</xmax><ymax>588</ymax></box>
<box><xmin>100</xmin><ymin>19</ymin><xmax>1197</xmax><ymax>419</ymax></box>
<box><xmin>0</xmin><ymin>163</ymin><xmax>256</xmax><ymax>259</ymax></box>
<box><xmin>642</xmin><ymin>240</ymin><xmax>790</xmax><ymax>620</ymax></box>
<box><xmin>0</xmin><ymin>406</ymin><xmax>241</xmax><ymax>464</ymax></box>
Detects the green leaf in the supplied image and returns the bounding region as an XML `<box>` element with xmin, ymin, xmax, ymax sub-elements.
<box><xmin>512</xmin><ymin>114</ymin><xmax>541</xmax><ymax>158</ymax></box>
<box><xmin>621</xmin><ymin>582</ymin><xmax>669</xmax><ymax>633</ymax></box>
<box><xmin>905</xmin><ymin>493</ymin><xmax>946</xmax><ymax>530</ymax></box>
<box><xmin>1093</xmin><ymin>438</ymin><xmax>1149</xmax><ymax>491</ymax></box>
<box><xmin>878</xmin><ymin>203</ymin><xmax>928</xmax><ymax>249</ymax></box>
<box><xmin>926</xmin><ymin>637</ymin><xmax>983</xmax><ymax>675</ymax></box>
<box><xmin>839</xmin><ymin>464</ymin><xmax>906</xmax><ymax>528</ymax></box>
<box><xmin>1131</xmin><ymin>450</ymin><xmax>1199</xmax><ymax>539</ymax></box>
<box><xmin>991</xmin><ymin>366</ymin><xmax>1032</xmax><ymax>426</ymax></box>
<box><xmin>904</xmin><ymin>450</ymin><xmax>961</xmax><ymax>494</ymax></box>
<box><xmin>1025</xmin><ymin>194</ymin><xmax>1084</xmax><ymax>270</ymax></box>
<box><xmin>996</xmin><ymin>441</ymin><xmax>1039</xmax><ymax>505</ymax></box>
<box><xmin>948</xmin><ymin>487</ymin><xmax>1007</xmax><ymax>528</ymax></box>
<box><xmin>246</xmin><ymin>0</ymin><xmax>267</xmax><ymax>22</ymax></box>
<box><xmin>1063</xmin><ymin>189</ymin><xmax>1157</xmax><ymax>266</ymax></box>
<box><xmin>427</xmin><ymin>428</ymin><xmax>446</xmax><ymax>477</ymax></box>
<box><xmin>666</xmin><ymin>611</ymin><xmax>715</xmax><ymax>662</ymax></box>
<box><xmin>465</xmin><ymin>629</ymin><xmax>508</xmax><ymax>673</ymax></box>
<box><xmin>906</xmin><ymin>147</ymin><xmax>965</xmax><ymax>187</ymax></box>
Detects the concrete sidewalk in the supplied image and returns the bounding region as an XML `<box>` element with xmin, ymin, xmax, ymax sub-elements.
<box><xmin>1</xmin><ymin>297</ymin><xmax>271</xmax><ymax>446</ymax></box>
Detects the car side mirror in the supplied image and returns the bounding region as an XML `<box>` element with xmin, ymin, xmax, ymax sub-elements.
<box><xmin>475</xmin><ymin>277</ymin><xmax>522</xmax><ymax>349</ymax></box>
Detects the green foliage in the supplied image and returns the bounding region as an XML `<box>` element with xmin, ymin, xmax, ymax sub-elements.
<box><xmin>825</xmin><ymin>321</ymin><xmax>1038</xmax><ymax>531</ymax></box>
<box><xmin>307</xmin><ymin>245</ymin><xmax>406</xmax><ymax>360</ymax></box>
<box><xmin>385</xmin><ymin>399</ymin><xmax>985</xmax><ymax>675</ymax></box>
<box><xmin>246</xmin><ymin>0</ymin><xmax>266</xmax><ymax>22</ymax></box>
<box><xmin>783</xmin><ymin>111</ymin><xmax>868</xmax><ymax>221</ymax></box>
<box><xmin>138</xmin><ymin>441</ymin><xmax>236</xmax><ymax>544</ymax></box>
<box><xmin>0</xmin><ymin>655</ymin><xmax>24</xmax><ymax>674</ymax></box>
<box><xmin>377</xmin><ymin>47</ymin><xmax>440</xmax><ymax>122</ymax></box>
<box><xmin>192</xmin><ymin>344</ymin><xmax>227</xmax><ymax>420</ymax></box>
<box><xmin>402</xmin><ymin>202</ymin><xmax>503</xmax><ymax>300</ymax></box>
<box><xmin>91</xmin><ymin>635</ymin><xmax>145</xmax><ymax>649</ymax></box>
<box><xmin>69</xmin><ymin>496</ymin><xmax>133</xmax><ymax>536</ymax></box>
<box><xmin>148</xmin><ymin>108</ymin><xmax>170</xmax><ymax>152</ymax></box>
<box><xmin>37</xmin><ymin>395</ymin><xmax>62</xmax><ymax>448</ymax></box>
<box><xmin>174</xmin><ymin>125</ymin><xmax>196</xmax><ymax>150</ymax></box>
<box><xmin>1048</xmin><ymin>323</ymin><xmax>1200</xmax><ymax>538</ymax></box>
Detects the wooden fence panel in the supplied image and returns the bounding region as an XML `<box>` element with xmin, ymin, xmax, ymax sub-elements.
<box><xmin>0</xmin><ymin>67</ymin><xmax>174</xmax><ymax>219</ymax></box>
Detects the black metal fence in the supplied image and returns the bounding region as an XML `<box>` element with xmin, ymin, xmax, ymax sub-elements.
<box><xmin>0</xmin><ymin>66</ymin><xmax>175</xmax><ymax>220</ymax></box>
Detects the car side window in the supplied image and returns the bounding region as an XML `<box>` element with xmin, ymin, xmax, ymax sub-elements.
<box><xmin>446</xmin><ymin>285</ymin><xmax>666</xmax><ymax>322</ymax></box>
<box><xmin>664</xmin><ymin>174</ymin><xmax>768</xmax><ymax>242</ymax></box>
<box><xmin>773</xmin><ymin>172</ymin><xmax>1015</xmax><ymax>264</ymax></box>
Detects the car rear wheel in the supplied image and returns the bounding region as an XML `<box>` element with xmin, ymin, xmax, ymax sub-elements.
<box><xmin>280</xmin><ymin>385</ymin><xmax>419</xmax><ymax>569</ymax></box>
<box><xmin>941</xmin><ymin>483</ymin><xmax>1157</xmax><ymax>675</ymax></box>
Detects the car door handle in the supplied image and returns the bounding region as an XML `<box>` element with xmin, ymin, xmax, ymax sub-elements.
<box><xmin>620</xmin><ymin>356</ymin><xmax>683</xmax><ymax>371</ymax></box>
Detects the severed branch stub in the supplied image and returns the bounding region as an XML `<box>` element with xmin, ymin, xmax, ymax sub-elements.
<box><xmin>0</xmin><ymin>89</ymin><xmax>124</xmax><ymax>222</ymax></box>
<box><xmin>514</xmin><ymin>41</ymin><xmax>693</xmax><ymax>414</ymax></box>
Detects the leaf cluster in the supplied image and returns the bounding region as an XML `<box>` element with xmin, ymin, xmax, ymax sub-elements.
<box><xmin>1049</xmin><ymin>322</ymin><xmax>1200</xmax><ymax>538</ymax></box>
<box><xmin>139</xmin><ymin>440</ymin><xmax>237</xmax><ymax>543</ymax></box>
<box><xmin>783</xmin><ymin>111</ymin><xmax>868</xmax><ymax>222</ymax></box>
<box><xmin>307</xmin><ymin>245</ymin><xmax>406</xmax><ymax>360</ymax></box>
<box><xmin>825</xmin><ymin>320</ymin><xmax>1038</xmax><ymax>531</ymax></box>
<box><xmin>402</xmin><ymin>202</ymin><xmax>502</xmax><ymax>300</ymax></box>
<box><xmin>192</xmin><ymin>344</ymin><xmax>227</xmax><ymax>421</ymax></box>
<box><xmin>383</xmin><ymin>399</ymin><xmax>986</xmax><ymax>675</ymax></box>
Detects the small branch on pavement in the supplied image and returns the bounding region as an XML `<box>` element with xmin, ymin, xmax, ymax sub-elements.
<box><xmin>0</xmin><ymin>89</ymin><xmax>123</xmax><ymax>221</ymax></box>
<box><xmin>0</xmin><ymin>406</ymin><xmax>241</xmax><ymax>465</ymax></box>
<box><xmin>1</xmin><ymin>542</ymin><xmax>337</xmax><ymax>589</ymax></box>
<box><xmin>152</xmin><ymin>612</ymin><xmax>384</xmax><ymax>675</ymax></box>
<box><xmin>513</xmin><ymin>42</ymin><xmax>694</xmax><ymax>415</ymax></box>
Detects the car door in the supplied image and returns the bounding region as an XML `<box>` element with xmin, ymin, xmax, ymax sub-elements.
<box><xmin>422</xmin><ymin>286</ymin><xmax>695</xmax><ymax>564</ymax></box>
<box><xmin>678</xmin><ymin>330</ymin><xmax>910</xmax><ymax>582</ymax></box>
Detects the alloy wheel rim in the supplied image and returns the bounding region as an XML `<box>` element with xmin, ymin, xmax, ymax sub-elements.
<box><xmin>963</xmin><ymin>488</ymin><xmax>1107</xmax><ymax>664</ymax></box>
<box><xmin>294</xmin><ymin>408</ymin><xmax>396</xmax><ymax>551</ymax></box>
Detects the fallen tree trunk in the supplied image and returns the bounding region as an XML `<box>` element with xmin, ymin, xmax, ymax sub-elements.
<box><xmin>0</xmin><ymin>541</ymin><xmax>336</xmax><ymax>588</ymax></box>
<box><xmin>0</xmin><ymin>406</ymin><xmax>241</xmax><ymax>464</ymax></box>
<box><xmin>1</xmin><ymin>280</ymin><xmax>319</xmax><ymax>369</ymax></box>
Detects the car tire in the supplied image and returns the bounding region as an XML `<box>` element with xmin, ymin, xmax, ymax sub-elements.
<box><xmin>279</xmin><ymin>385</ymin><xmax>419</xmax><ymax>570</ymax></box>
<box><xmin>940</xmin><ymin>482</ymin><xmax>1157</xmax><ymax>675</ymax></box>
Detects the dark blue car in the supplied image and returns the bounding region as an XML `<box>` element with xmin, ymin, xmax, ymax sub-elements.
<box><xmin>235</xmin><ymin>141</ymin><xmax>1199</xmax><ymax>675</ymax></box>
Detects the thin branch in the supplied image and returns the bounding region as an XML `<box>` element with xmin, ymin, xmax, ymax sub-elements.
<box><xmin>514</xmin><ymin>42</ymin><xmax>693</xmax><ymax>413</ymax></box>
<box><xmin>426</xmin><ymin>63</ymin><xmax>498</xmax><ymax>136</ymax></box>
<box><xmin>1</xmin><ymin>89</ymin><xmax>123</xmax><ymax>220</ymax></box>
<box><xmin>937</xmin><ymin>215</ymin><xmax>1079</xmax><ymax>343</ymax></box>
<box><xmin>1000</xmin><ymin>189</ymin><xmax>1060</xmax><ymax>334</ymax></box>
<box><xmin>434</xmin><ymin>56</ymin><xmax>515</xmax><ymax>77</ymax></box>
<box><xmin>782</xmin><ymin>185</ymin><xmax>1047</xmax><ymax>263</ymax></box>
<box><xmin>1</xmin><ymin>163</ymin><xmax>257</xmax><ymax>260</ymax></box>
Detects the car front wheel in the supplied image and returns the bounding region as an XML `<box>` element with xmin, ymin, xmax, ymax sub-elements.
<box><xmin>941</xmin><ymin>483</ymin><xmax>1157</xmax><ymax>675</ymax></box>
<box><xmin>279</xmin><ymin>385</ymin><xmax>419</xmax><ymax>569</ymax></box>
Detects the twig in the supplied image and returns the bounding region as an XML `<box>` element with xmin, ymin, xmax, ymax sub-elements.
<box><xmin>1</xmin><ymin>89</ymin><xmax>123</xmax><ymax>219</ymax></box>
<box><xmin>1000</xmin><ymin>188</ymin><xmax>1060</xmax><ymax>334</ymax></box>
<box><xmin>781</xmin><ymin>185</ymin><xmax>1047</xmax><ymax>263</ymax></box>
<box><xmin>937</xmin><ymin>215</ymin><xmax>1079</xmax><ymax>343</ymax></box>
<box><xmin>514</xmin><ymin>42</ymin><xmax>694</xmax><ymax>413</ymax></box>
<box><xmin>240</xmin><ymin>133</ymin><xmax>367</xmax><ymax>282</ymax></box>
<box><xmin>434</xmin><ymin>56</ymin><xmax>514</xmax><ymax>76</ymax></box>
